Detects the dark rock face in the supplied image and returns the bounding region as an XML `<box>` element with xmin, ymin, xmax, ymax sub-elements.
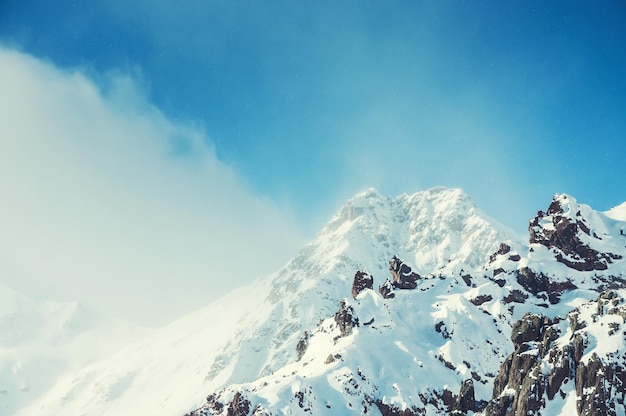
<box><xmin>226</xmin><ymin>392</ymin><xmax>250</xmax><ymax>416</ymax></box>
<box><xmin>487</xmin><ymin>313</ymin><xmax>552</xmax><ymax>416</ymax></box>
<box><xmin>352</xmin><ymin>270</ymin><xmax>374</xmax><ymax>298</ymax></box>
<box><xmin>295</xmin><ymin>331</ymin><xmax>309</xmax><ymax>361</ymax></box>
<box><xmin>510</xmin><ymin>313</ymin><xmax>549</xmax><ymax>346</ymax></box>
<box><xmin>470</xmin><ymin>294</ymin><xmax>493</xmax><ymax>306</ymax></box>
<box><xmin>515</xmin><ymin>266</ymin><xmax>576</xmax><ymax>304</ymax></box>
<box><xmin>374</xmin><ymin>400</ymin><xmax>421</xmax><ymax>416</ymax></box>
<box><xmin>389</xmin><ymin>255</ymin><xmax>420</xmax><ymax>289</ymax></box>
<box><xmin>452</xmin><ymin>379</ymin><xmax>475</xmax><ymax>414</ymax></box>
<box><xmin>489</xmin><ymin>243</ymin><xmax>511</xmax><ymax>263</ymax></box>
<box><xmin>484</xmin><ymin>291</ymin><xmax>626</xmax><ymax>416</ymax></box>
<box><xmin>529</xmin><ymin>196</ymin><xmax>622</xmax><ymax>271</ymax></box>
<box><xmin>379</xmin><ymin>278</ymin><xmax>396</xmax><ymax>299</ymax></box>
<box><xmin>334</xmin><ymin>299</ymin><xmax>358</xmax><ymax>338</ymax></box>
<box><xmin>190</xmin><ymin>392</ymin><xmax>251</xmax><ymax>416</ymax></box>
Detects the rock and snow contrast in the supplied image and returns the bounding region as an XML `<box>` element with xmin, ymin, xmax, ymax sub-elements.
<box><xmin>2</xmin><ymin>187</ymin><xmax>626</xmax><ymax>415</ymax></box>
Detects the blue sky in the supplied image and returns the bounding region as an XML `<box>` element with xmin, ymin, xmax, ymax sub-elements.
<box><xmin>1</xmin><ymin>1</ymin><xmax>625</xmax><ymax>324</ymax></box>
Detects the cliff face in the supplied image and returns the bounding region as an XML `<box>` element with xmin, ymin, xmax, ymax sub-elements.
<box><xmin>484</xmin><ymin>290</ymin><xmax>626</xmax><ymax>416</ymax></box>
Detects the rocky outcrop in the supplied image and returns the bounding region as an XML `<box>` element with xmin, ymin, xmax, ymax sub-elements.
<box><xmin>389</xmin><ymin>255</ymin><xmax>420</xmax><ymax>289</ymax></box>
<box><xmin>487</xmin><ymin>313</ymin><xmax>552</xmax><ymax>416</ymax></box>
<box><xmin>379</xmin><ymin>278</ymin><xmax>396</xmax><ymax>299</ymax></box>
<box><xmin>190</xmin><ymin>392</ymin><xmax>251</xmax><ymax>416</ymax></box>
<box><xmin>295</xmin><ymin>331</ymin><xmax>310</xmax><ymax>361</ymax></box>
<box><xmin>529</xmin><ymin>195</ymin><xmax>622</xmax><ymax>271</ymax></box>
<box><xmin>484</xmin><ymin>291</ymin><xmax>626</xmax><ymax>416</ymax></box>
<box><xmin>352</xmin><ymin>270</ymin><xmax>374</xmax><ymax>298</ymax></box>
<box><xmin>334</xmin><ymin>299</ymin><xmax>358</xmax><ymax>338</ymax></box>
<box><xmin>451</xmin><ymin>379</ymin><xmax>475</xmax><ymax>415</ymax></box>
<box><xmin>515</xmin><ymin>267</ymin><xmax>576</xmax><ymax>304</ymax></box>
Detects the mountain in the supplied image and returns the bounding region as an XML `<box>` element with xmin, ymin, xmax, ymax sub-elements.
<box><xmin>187</xmin><ymin>192</ymin><xmax>626</xmax><ymax>416</ymax></box>
<box><xmin>7</xmin><ymin>188</ymin><xmax>626</xmax><ymax>416</ymax></box>
<box><xmin>14</xmin><ymin>187</ymin><xmax>520</xmax><ymax>415</ymax></box>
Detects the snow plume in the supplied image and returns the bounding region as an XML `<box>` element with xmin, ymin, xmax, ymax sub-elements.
<box><xmin>0</xmin><ymin>46</ymin><xmax>304</xmax><ymax>326</ymax></box>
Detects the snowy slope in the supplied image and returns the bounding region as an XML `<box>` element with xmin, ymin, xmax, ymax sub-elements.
<box><xmin>0</xmin><ymin>282</ymin><xmax>142</xmax><ymax>415</ymax></box>
<box><xmin>17</xmin><ymin>187</ymin><xmax>520</xmax><ymax>415</ymax></box>
<box><xmin>606</xmin><ymin>201</ymin><xmax>626</xmax><ymax>222</ymax></box>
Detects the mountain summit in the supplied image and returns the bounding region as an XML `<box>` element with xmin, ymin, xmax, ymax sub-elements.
<box><xmin>187</xmin><ymin>191</ymin><xmax>626</xmax><ymax>416</ymax></box>
<box><xmin>6</xmin><ymin>188</ymin><xmax>626</xmax><ymax>416</ymax></box>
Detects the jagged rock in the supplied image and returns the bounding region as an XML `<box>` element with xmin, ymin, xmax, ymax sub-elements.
<box><xmin>352</xmin><ymin>270</ymin><xmax>374</xmax><ymax>298</ymax></box>
<box><xmin>529</xmin><ymin>195</ymin><xmax>622</xmax><ymax>271</ymax></box>
<box><xmin>334</xmin><ymin>299</ymin><xmax>358</xmax><ymax>338</ymax></box>
<box><xmin>503</xmin><ymin>289</ymin><xmax>527</xmax><ymax>304</ymax></box>
<box><xmin>483</xmin><ymin>392</ymin><xmax>513</xmax><ymax>416</ymax></box>
<box><xmin>374</xmin><ymin>400</ymin><xmax>422</xmax><ymax>416</ymax></box>
<box><xmin>295</xmin><ymin>331</ymin><xmax>309</xmax><ymax>361</ymax></box>
<box><xmin>379</xmin><ymin>278</ymin><xmax>396</xmax><ymax>299</ymax></box>
<box><xmin>205</xmin><ymin>394</ymin><xmax>224</xmax><ymax>414</ymax></box>
<box><xmin>226</xmin><ymin>392</ymin><xmax>250</xmax><ymax>416</ymax></box>
<box><xmin>515</xmin><ymin>266</ymin><xmax>576</xmax><ymax>304</ymax></box>
<box><xmin>470</xmin><ymin>294</ymin><xmax>492</xmax><ymax>306</ymax></box>
<box><xmin>489</xmin><ymin>243</ymin><xmax>511</xmax><ymax>263</ymax></box>
<box><xmin>389</xmin><ymin>255</ymin><xmax>420</xmax><ymax>289</ymax></box>
<box><xmin>485</xmin><ymin>291</ymin><xmax>626</xmax><ymax>416</ymax></box>
<box><xmin>251</xmin><ymin>404</ymin><xmax>270</xmax><ymax>415</ymax></box>
<box><xmin>510</xmin><ymin>313</ymin><xmax>548</xmax><ymax>346</ymax></box>
<box><xmin>192</xmin><ymin>392</ymin><xmax>250</xmax><ymax>416</ymax></box>
<box><xmin>452</xmin><ymin>379</ymin><xmax>475</xmax><ymax>414</ymax></box>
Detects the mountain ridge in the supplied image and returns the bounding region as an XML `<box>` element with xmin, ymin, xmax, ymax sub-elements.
<box><xmin>188</xmin><ymin>191</ymin><xmax>626</xmax><ymax>416</ymax></box>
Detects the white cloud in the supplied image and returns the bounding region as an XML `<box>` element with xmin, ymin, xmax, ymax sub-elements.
<box><xmin>0</xmin><ymin>47</ymin><xmax>305</xmax><ymax>325</ymax></box>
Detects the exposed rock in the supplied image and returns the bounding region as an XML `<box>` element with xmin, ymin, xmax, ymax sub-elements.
<box><xmin>379</xmin><ymin>278</ymin><xmax>396</xmax><ymax>299</ymax></box>
<box><xmin>205</xmin><ymin>394</ymin><xmax>224</xmax><ymax>414</ymax></box>
<box><xmin>452</xmin><ymin>379</ymin><xmax>475</xmax><ymax>414</ymax></box>
<box><xmin>515</xmin><ymin>267</ymin><xmax>576</xmax><ymax>304</ymax></box>
<box><xmin>470</xmin><ymin>294</ymin><xmax>493</xmax><ymax>306</ymax></box>
<box><xmin>503</xmin><ymin>289</ymin><xmax>527</xmax><ymax>304</ymax></box>
<box><xmin>226</xmin><ymin>392</ymin><xmax>250</xmax><ymax>416</ymax></box>
<box><xmin>389</xmin><ymin>255</ymin><xmax>420</xmax><ymax>289</ymax></box>
<box><xmin>334</xmin><ymin>299</ymin><xmax>358</xmax><ymax>338</ymax></box>
<box><xmin>295</xmin><ymin>331</ymin><xmax>309</xmax><ymax>361</ymax></box>
<box><xmin>374</xmin><ymin>400</ymin><xmax>421</xmax><ymax>416</ymax></box>
<box><xmin>191</xmin><ymin>392</ymin><xmax>251</xmax><ymax>416</ymax></box>
<box><xmin>510</xmin><ymin>313</ymin><xmax>548</xmax><ymax>346</ymax></box>
<box><xmin>484</xmin><ymin>291</ymin><xmax>626</xmax><ymax>416</ymax></box>
<box><xmin>352</xmin><ymin>270</ymin><xmax>374</xmax><ymax>298</ymax></box>
<box><xmin>460</xmin><ymin>274</ymin><xmax>472</xmax><ymax>286</ymax></box>
<box><xmin>529</xmin><ymin>195</ymin><xmax>622</xmax><ymax>271</ymax></box>
<box><xmin>489</xmin><ymin>243</ymin><xmax>511</xmax><ymax>263</ymax></box>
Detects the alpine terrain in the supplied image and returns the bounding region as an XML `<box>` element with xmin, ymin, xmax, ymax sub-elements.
<box><xmin>4</xmin><ymin>187</ymin><xmax>626</xmax><ymax>416</ymax></box>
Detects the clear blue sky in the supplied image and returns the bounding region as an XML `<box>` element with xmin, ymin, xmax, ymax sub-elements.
<box><xmin>1</xmin><ymin>1</ymin><xmax>625</xmax><ymax>324</ymax></box>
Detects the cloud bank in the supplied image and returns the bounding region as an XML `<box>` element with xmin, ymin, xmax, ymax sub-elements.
<box><xmin>0</xmin><ymin>47</ymin><xmax>304</xmax><ymax>325</ymax></box>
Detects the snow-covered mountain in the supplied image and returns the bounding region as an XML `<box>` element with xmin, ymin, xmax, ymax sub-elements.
<box><xmin>10</xmin><ymin>187</ymin><xmax>519</xmax><ymax>415</ymax></box>
<box><xmin>5</xmin><ymin>187</ymin><xmax>626</xmax><ymax>416</ymax></box>
<box><xmin>187</xmin><ymin>192</ymin><xmax>626</xmax><ymax>416</ymax></box>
